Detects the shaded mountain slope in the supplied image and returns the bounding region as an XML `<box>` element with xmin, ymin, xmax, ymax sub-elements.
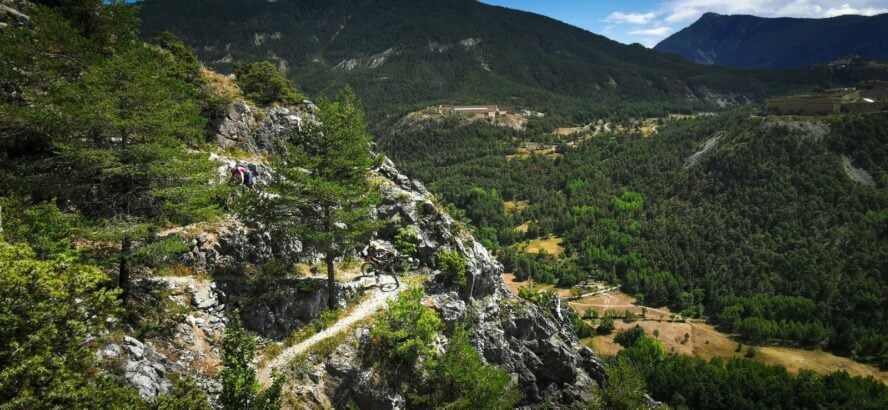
<box><xmin>655</xmin><ymin>12</ymin><xmax>888</xmax><ymax>69</ymax></box>
<box><xmin>140</xmin><ymin>0</ymin><xmax>819</xmax><ymax>121</ymax></box>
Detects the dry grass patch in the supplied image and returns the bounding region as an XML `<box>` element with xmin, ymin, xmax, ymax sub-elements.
<box><xmin>556</xmin><ymin>125</ymin><xmax>591</xmax><ymax>136</ymax></box>
<box><xmin>503</xmin><ymin>201</ymin><xmax>528</xmax><ymax>213</ymax></box>
<box><xmin>581</xmin><ymin>295</ymin><xmax>888</xmax><ymax>384</ymax></box>
<box><xmin>758</xmin><ymin>346</ymin><xmax>888</xmax><ymax>383</ymax></box>
<box><xmin>523</xmin><ymin>236</ymin><xmax>565</xmax><ymax>256</ymax></box>
<box><xmin>201</xmin><ymin>66</ymin><xmax>242</xmax><ymax>100</ymax></box>
<box><xmin>502</xmin><ymin>273</ymin><xmax>573</xmax><ymax>298</ymax></box>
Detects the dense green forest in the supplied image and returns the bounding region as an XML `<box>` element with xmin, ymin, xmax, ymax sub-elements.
<box><xmin>0</xmin><ymin>1</ymin><xmax>222</xmax><ymax>406</ymax></box>
<box><xmin>0</xmin><ymin>3</ymin><xmax>527</xmax><ymax>407</ymax></box>
<box><xmin>606</xmin><ymin>328</ymin><xmax>888</xmax><ymax>409</ymax></box>
<box><xmin>380</xmin><ymin>110</ymin><xmax>888</xmax><ymax>367</ymax></box>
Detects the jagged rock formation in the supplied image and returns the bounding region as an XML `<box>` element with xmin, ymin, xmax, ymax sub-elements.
<box><xmin>212</xmin><ymin>99</ymin><xmax>314</xmax><ymax>152</ymax></box>
<box><xmin>122</xmin><ymin>99</ymin><xmax>606</xmax><ymax>407</ymax></box>
<box><xmin>340</xmin><ymin>152</ymin><xmax>606</xmax><ymax>406</ymax></box>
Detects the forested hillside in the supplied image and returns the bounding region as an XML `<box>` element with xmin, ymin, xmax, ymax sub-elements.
<box><xmin>136</xmin><ymin>0</ymin><xmax>888</xmax><ymax>124</ymax></box>
<box><xmin>0</xmin><ymin>2</ymin><xmax>595</xmax><ymax>407</ymax></box>
<box><xmin>380</xmin><ymin>111</ymin><xmax>888</xmax><ymax>368</ymax></box>
<box><xmin>4</xmin><ymin>1</ymin><xmax>888</xmax><ymax>408</ymax></box>
<box><xmin>1</xmin><ymin>1</ymin><xmax>225</xmax><ymax>405</ymax></box>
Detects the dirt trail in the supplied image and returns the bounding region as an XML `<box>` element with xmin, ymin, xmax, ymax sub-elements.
<box><xmin>567</xmin><ymin>286</ymin><xmax>621</xmax><ymax>301</ymax></box>
<box><xmin>257</xmin><ymin>275</ymin><xmax>404</xmax><ymax>386</ymax></box>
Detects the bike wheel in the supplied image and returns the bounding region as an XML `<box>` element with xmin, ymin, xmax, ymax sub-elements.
<box><xmin>361</xmin><ymin>262</ymin><xmax>375</xmax><ymax>276</ymax></box>
<box><xmin>389</xmin><ymin>268</ymin><xmax>401</xmax><ymax>289</ymax></box>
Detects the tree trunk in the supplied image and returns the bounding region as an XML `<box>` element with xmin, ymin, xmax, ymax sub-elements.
<box><xmin>326</xmin><ymin>255</ymin><xmax>337</xmax><ymax>310</ymax></box>
<box><xmin>119</xmin><ymin>236</ymin><xmax>132</xmax><ymax>305</ymax></box>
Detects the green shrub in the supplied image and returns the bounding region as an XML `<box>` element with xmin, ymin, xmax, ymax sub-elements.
<box><xmin>597</xmin><ymin>317</ymin><xmax>616</xmax><ymax>335</ymax></box>
<box><xmin>5</xmin><ymin>201</ymin><xmax>80</xmax><ymax>259</ymax></box>
<box><xmin>234</xmin><ymin>61</ymin><xmax>303</xmax><ymax>106</ymax></box>
<box><xmin>411</xmin><ymin>325</ymin><xmax>522</xmax><ymax>408</ymax></box>
<box><xmin>0</xmin><ymin>239</ymin><xmax>122</xmax><ymax>407</ymax></box>
<box><xmin>220</xmin><ymin>313</ymin><xmax>283</xmax><ymax>410</ymax></box>
<box><xmin>367</xmin><ymin>286</ymin><xmax>441</xmax><ymax>378</ymax></box>
<box><xmin>614</xmin><ymin>325</ymin><xmax>645</xmax><ymax>347</ymax></box>
<box><xmin>438</xmin><ymin>250</ymin><xmax>466</xmax><ymax>287</ymax></box>
<box><xmin>394</xmin><ymin>226</ymin><xmax>419</xmax><ymax>256</ymax></box>
<box><xmin>132</xmin><ymin>236</ymin><xmax>190</xmax><ymax>267</ymax></box>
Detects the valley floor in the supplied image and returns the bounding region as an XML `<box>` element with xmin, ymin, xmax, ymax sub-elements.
<box><xmin>502</xmin><ymin>274</ymin><xmax>888</xmax><ymax>384</ymax></box>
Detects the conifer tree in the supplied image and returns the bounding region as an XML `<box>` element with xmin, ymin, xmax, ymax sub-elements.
<box><xmin>248</xmin><ymin>87</ymin><xmax>380</xmax><ymax>309</ymax></box>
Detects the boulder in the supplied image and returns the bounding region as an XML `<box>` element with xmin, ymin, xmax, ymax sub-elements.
<box><xmin>0</xmin><ymin>0</ymin><xmax>30</xmax><ymax>28</ymax></box>
<box><xmin>115</xmin><ymin>336</ymin><xmax>173</xmax><ymax>400</ymax></box>
<box><xmin>211</xmin><ymin>100</ymin><xmax>309</xmax><ymax>153</ymax></box>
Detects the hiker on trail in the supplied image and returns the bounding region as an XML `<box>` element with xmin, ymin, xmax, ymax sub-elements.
<box><xmin>229</xmin><ymin>163</ymin><xmax>255</xmax><ymax>190</ymax></box>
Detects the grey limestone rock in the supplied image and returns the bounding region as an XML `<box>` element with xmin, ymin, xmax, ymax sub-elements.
<box><xmin>211</xmin><ymin>100</ymin><xmax>309</xmax><ymax>153</ymax></box>
<box><xmin>0</xmin><ymin>0</ymin><xmax>30</xmax><ymax>28</ymax></box>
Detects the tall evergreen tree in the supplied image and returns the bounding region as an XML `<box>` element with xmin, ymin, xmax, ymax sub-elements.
<box><xmin>248</xmin><ymin>87</ymin><xmax>381</xmax><ymax>309</ymax></box>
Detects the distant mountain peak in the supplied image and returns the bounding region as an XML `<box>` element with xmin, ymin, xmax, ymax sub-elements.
<box><xmin>655</xmin><ymin>12</ymin><xmax>888</xmax><ymax>69</ymax></box>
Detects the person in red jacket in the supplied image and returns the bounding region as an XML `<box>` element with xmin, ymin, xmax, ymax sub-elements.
<box><xmin>229</xmin><ymin>164</ymin><xmax>255</xmax><ymax>190</ymax></box>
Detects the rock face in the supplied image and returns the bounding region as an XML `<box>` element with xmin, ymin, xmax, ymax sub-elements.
<box><xmin>127</xmin><ymin>276</ymin><xmax>227</xmax><ymax>404</ymax></box>
<box><xmin>238</xmin><ymin>279</ymin><xmax>360</xmax><ymax>339</ymax></box>
<box><xmin>212</xmin><ymin>99</ymin><xmax>311</xmax><ymax>152</ymax></box>
<box><xmin>177</xmin><ymin>219</ymin><xmax>304</xmax><ymax>273</ymax></box>
<box><xmin>366</xmin><ymin>155</ymin><xmax>607</xmax><ymax>406</ymax></box>
<box><xmin>100</xmin><ymin>336</ymin><xmax>172</xmax><ymax>400</ymax></box>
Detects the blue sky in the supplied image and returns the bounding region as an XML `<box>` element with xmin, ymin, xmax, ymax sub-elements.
<box><xmin>480</xmin><ymin>0</ymin><xmax>888</xmax><ymax>47</ymax></box>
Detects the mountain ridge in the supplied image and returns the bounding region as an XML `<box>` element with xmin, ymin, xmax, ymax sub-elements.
<box><xmin>138</xmin><ymin>0</ymin><xmax>818</xmax><ymax>122</ymax></box>
<box><xmin>655</xmin><ymin>12</ymin><xmax>888</xmax><ymax>68</ymax></box>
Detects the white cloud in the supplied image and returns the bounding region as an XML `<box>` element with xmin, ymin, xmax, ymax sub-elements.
<box><xmin>605</xmin><ymin>11</ymin><xmax>658</xmax><ymax>24</ymax></box>
<box><xmin>628</xmin><ymin>26</ymin><xmax>675</xmax><ymax>37</ymax></box>
<box><xmin>661</xmin><ymin>0</ymin><xmax>888</xmax><ymax>23</ymax></box>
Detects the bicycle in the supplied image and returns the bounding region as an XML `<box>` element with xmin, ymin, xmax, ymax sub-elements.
<box><xmin>360</xmin><ymin>251</ymin><xmax>419</xmax><ymax>290</ymax></box>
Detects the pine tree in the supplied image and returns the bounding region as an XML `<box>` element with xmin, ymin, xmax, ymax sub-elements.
<box><xmin>220</xmin><ymin>313</ymin><xmax>282</xmax><ymax>410</ymax></box>
<box><xmin>248</xmin><ymin>87</ymin><xmax>381</xmax><ymax>309</ymax></box>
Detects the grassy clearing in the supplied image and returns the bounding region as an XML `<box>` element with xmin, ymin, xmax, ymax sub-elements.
<box><xmin>502</xmin><ymin>273</ymin><xmax>888</xmax><ymax>384</ymax></box>
<box><xmin>572</xmin><ymin>287</ymin><xmax>888</xmax><ymax>383</ymax></box>
<box><xmin>501</xmin><ymin>273</ymin><xmax>574</xmax><ymax>298</ymax></box>
<box><xmin>522</xmin><ymin>236</ymin><xmax>565</xmax><ymax>256</ymax></box>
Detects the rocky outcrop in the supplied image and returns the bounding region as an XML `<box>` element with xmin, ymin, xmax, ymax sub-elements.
<box><xmin>100</xmin><ymin>336</ymin><xmax>172</xmax><ymax>400</ymax></box>
<box><xmin>135</xmin><ymin>96</ymin><xmax>606</xmax><ymax>407</ymax></box>
<box><xmin>125</xmin><ymin>276</ymin><xmax>227</xmax><ymax>403</ymax></box>
<box><xmin>173</xmin><ymin>219</ymin><xmax>304</xmax><ymax>273</ymax></box>
<box><xmin>369</xmin><ymin>158</ymin><xmax>606</xmax><ymax>406</ymax></box>
<box><xmin>0</xmin><ymin>0</ymin><xmax>30</xmax><ymax>29</ymax></box>
<box><xmin>239</xmin><ymin>279</ymin><xmax>360</xmax><ymax>339</ymax></box>
<box><xmin>212</xmin><ymin>100</ymin><xmax>313</xmax><ymax>153</ymax></box>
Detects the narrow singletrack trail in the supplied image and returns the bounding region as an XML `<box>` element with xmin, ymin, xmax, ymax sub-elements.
<box><xmin>258</xmin><ymin>275</ymin><xmax>404</xmax><ymax>386</ymax></box>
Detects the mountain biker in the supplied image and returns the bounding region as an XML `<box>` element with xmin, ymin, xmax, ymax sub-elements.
<box><xmin>229</xmin><ymin>163</ymin><xmax>255</xmax><ymax>190</ymax></box>
<box><xmin>362</xmin><ymin>240</ymin><xmax>396</xmax><ymax>263</ymax></box>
